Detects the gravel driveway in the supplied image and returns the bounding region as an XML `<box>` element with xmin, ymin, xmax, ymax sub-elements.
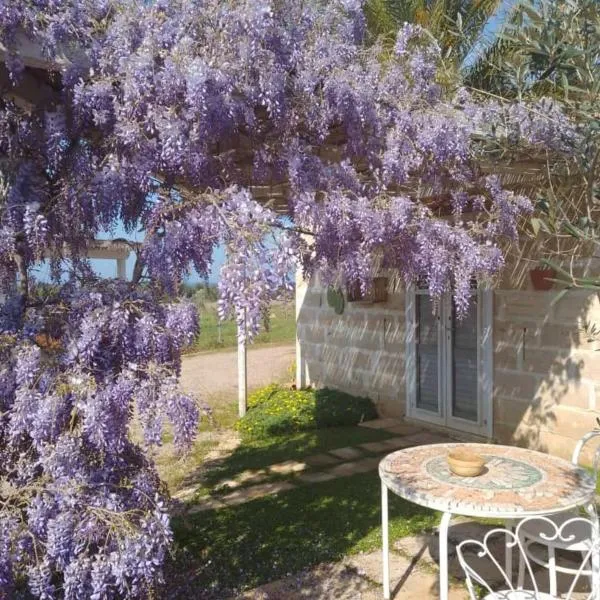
<box><xmin>180</xmin><ymin>343</ymin><xmax>296</xmax><ymax>399</ymax></box>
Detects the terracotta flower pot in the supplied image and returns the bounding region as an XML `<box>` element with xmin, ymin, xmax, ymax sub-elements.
<box><xmin>529</xmin><ymin>266</ymin><xmax>556</xmax><ymax>291</ymax></box>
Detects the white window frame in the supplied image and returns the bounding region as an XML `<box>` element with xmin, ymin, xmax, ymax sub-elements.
<box><xmin>405</xmin><ymin>285</ymin><xmax>493</xmax><ymax>438</ymax></box>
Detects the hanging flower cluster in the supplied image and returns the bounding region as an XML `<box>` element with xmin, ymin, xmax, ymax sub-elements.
<box><xmin>0</xmin><ymin>0</ymin><xmax>580</xmax><ymax>597</ymax></box>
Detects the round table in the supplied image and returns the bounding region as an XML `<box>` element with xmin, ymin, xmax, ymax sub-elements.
<box><xmin>378</xmin><ymin>443</ymin><xmax>597</xmax><ymax>600</ymax></box>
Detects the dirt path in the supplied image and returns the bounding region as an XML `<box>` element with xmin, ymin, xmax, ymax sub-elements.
<box><xmin>180</xmin><ymin>343</ymin><xmax>296</xmax><ymax>399</ymax></box>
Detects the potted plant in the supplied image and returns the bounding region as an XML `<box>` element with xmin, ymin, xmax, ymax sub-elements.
<box><xmin>529</xmin><ymin>266</ymin><xmax>556</xmax><ymax>290</ymax></box>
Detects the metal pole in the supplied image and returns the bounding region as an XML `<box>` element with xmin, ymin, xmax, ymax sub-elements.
<box><xmin>382</xmin><ymin>481</ymin><xmax>390</xmax><ymax>599</ymax></box>
<box><xmin>238</xmin><ymin>309</ymin><xmax>247</xmax><ymax>418</ymax></box>
<box><xmin>439</xmin><ymin>512</ymin><xmax>452</xmax><ymax>600</ymax></box>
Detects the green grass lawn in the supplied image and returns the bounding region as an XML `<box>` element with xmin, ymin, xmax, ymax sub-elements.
<box><xmin>185</xmin><ymin>301</ymin><xmax>296</xmax><ymax>353</ymax></box>
<box><xmin>163</xmin><ymin>386</ymin><xmax>430</xmax><ymax>598</ymax></box>
<box><xmin>167</xmin><ymin>471</ymin><xmax>438</xmax><ymax>599</ymax></box>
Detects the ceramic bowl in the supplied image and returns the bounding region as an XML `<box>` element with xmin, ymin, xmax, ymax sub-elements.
<box><xmin>447</xmin><ymin>448</ymin><xmax>486</xmax><ymax>477</ymax></box>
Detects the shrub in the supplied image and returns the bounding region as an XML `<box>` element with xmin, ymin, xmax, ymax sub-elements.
<box><xmin>236</xmin><ymin>384</ymin><xmax>378</xmax><ymax>440</ymax></box>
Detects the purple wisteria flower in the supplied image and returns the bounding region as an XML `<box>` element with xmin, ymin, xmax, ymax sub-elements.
<box><xmin>0</xmin><ymin>0</ymin><xmax>579</xmax><ymax>597</ymax></box>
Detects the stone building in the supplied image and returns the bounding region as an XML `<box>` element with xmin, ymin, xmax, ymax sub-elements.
<box><xmin>295</xmin><ymin>254</ymin><xmax>600</xmax><ymax>463</ymax></box>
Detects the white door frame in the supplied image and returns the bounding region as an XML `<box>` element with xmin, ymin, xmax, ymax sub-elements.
<box><xmin>405</xmin><ymin>285</ymin><xmax>493</xmax><ymax>438</ymax></box>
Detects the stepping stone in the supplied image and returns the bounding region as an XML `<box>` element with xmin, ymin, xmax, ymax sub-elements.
<box><xmin>219</xmin><ymin>493</ymin><xmax>253</xmax><ymax>507</ymax></box>
<box><xmin>304</xmin><ymin>453</ymin><xmax>340</xmax><ymax>467</ymax></box>
<box><xmin>327</xmin><ymin>462</ymin><xmax>364</xmax><ymax>477</ymax></box>
<box><xmin>173</xmin><ymin>485</ymin><xmax>200</xmax><ymax>500</ymax></box>
<box><xmin>328</xmin><ymin>446</ymin><xmax>364</xmax><ymax>460</ymax></box>
<box><xmin>244</xmin><ymin>480</ymin><xmax>296</xmax><ymax>499</ymax></box>
<box><xmin>269</xmin><ymin>460</ymin><xmax>307</xmax><ymax>475</ymax></box>
<box><xmin>327</xmin><ymin>457</ymin><xmax>379</xmax><ymax>477</ymax></box>
<box><xmin>352</xmin><ymin>456</ymin><xmax>381</xmax><ymax>472</ymax></box>
<box><xmin>403</xmin><ymin>432</ymin><xmax>452</xmax><ymax>446</ymax></box>
<box><xmin>380</xmin><ymin>437</ymin><xmax>414</xmax><ymax>450</ymax></box>
<box><xmin>220</xmin><ymin>481</ymin><xmax>296</xmax><ymax>506</ymax></box>
<box><xmin>236</xmin><ymin>469</ymin><xmax>269</xmax><ymax>484</ymax></box>
<box><xmin>358</xmin><ymin>440</ymin><xmax>393</xmax><ymax>453</ymax></box>
<box><xmin>187</xmin><ymin>498</ymin><xmax>225</xmax><ymax>513</ymax></box>
<box><xmin>384</xmin><ymin>423</ymin><xmax>423</xmax><ymax>436</ymax></box>
<box><xmin>215</xmin><ymin>479</ymin><xmax>241</xmax><ymax>491</ymax></box>
<box><xmin>297</xmin><ymin>471</ymin><xmax>338</xmax><ymax>484</ymax></box>
<box><xmin>359</xmin><ymin>418</ymin><xmax>403</xmax><ymax>430</ymax></box>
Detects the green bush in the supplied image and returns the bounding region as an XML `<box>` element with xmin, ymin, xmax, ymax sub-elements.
<box><xmin>236</xmin><ymin>384</ymin><xmax>378</xmax><ymax>440</ymax></box>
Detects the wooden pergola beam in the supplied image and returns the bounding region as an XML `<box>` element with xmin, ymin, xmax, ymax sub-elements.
<box><xmin>0</xmin><ymin>63</ymin><xmax>60</xmax><ymax>110</ymax></box>
<box><xmin>0</xmin><ymin>31</ymin><xmax>86</xmax><ymax>72</ymax></box>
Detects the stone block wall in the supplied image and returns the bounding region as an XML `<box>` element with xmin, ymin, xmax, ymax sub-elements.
<box><xmin>296</xmin><ymin>273</ymin><xmax>406</xmax><ymax>417</ymax></box>
<box><xmin>493</xmin><ymin>288</ymin><xmax>600</xmax><ymax>462</ymax></box>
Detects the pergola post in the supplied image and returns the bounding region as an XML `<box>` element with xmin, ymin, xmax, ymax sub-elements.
<box><xmin>295</xmin><ymin>266</ymin><xmax>309</xmax><ymax>389</ymax></box>
<box><xmin>116</xmin><ymin>258</ymin><xmax>127</xmax><ymax>280</ymax></box>
<box><xmin>238</xmin><ymin>309</ymin><xmax>248</xmax><ymax>418</ymax></box>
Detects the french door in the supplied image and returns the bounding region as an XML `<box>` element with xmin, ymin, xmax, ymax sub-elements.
<box><xmin>405</xmin><ymin>286</ymin><xmax>493</xmax><ymax>437</ymax></box>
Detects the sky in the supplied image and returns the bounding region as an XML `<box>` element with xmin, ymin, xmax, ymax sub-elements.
<box><xmin>464</xmin><ymin>0</ymin><xmax>518</xmax><ymax>68</ymax></box>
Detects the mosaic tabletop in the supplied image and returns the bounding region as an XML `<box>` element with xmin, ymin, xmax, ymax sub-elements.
<box><xmin>379</xmin><ymin>443</ymin><xmax>596</xmax><ymax>518</ymax></box>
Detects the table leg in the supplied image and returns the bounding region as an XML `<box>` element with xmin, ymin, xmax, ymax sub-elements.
<box><xmin>584</xmin><ymin>502</ymin><xmax>599</xmax><ymax>600</ymax></box>
<box><xmin>382</xmin><ymin>481</ymin><xmax>390</xmax><ymax>599</ymax></box>
<box><xmin>439</xmin><ymin>511</ymin><xmax>452</xmax><ymax>600</ymax></box>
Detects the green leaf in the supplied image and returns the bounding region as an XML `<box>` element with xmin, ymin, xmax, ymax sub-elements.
<box><xmin>550</xmin><ymin>287</ymin><xmax>571</xmax><ymax>307</ymax></box>
<box><xmin>562</xmin><ymin>221</ymin><xmax>584</xmax><ymax>239</ymax></box>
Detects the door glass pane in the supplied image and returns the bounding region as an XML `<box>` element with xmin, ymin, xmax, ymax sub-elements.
<box><xmin>452</xmin><ymin>295</ymin><xmax>478</xmax><ymax>421</ymax></box>
<box><xmin>416</xmin><ymin>294</ymin><xmax>439</xmax><ymax>413</ymax></box>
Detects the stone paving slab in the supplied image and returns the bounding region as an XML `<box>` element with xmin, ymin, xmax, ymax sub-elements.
<box><xmin>268</xmin><ymin>460</ymin><xmax>308</xmax><ymax>475</ymax></box>
<box><xmin>172</xmin><ymin>484</ymin><xmax>201</xmax><ymax>501</ymax></box>
<box><xmin>345</xmin><ymin>550</ymin><xmax>469</xmax><ymax>599</ymax></box>
<box><xmin>215</xmin><ymin>478</ymin><xmax>241</xmax><ymax>491</ymax></box>
<box><xmin>297</xmin><ymin>471</ymin><xmax>338</xmax><ymax>484</ymax></box>
<box><xmin>187</xmin><ymin>497</ymin><xmax>226</xmax><ymax>513</ymax></box>
<box><xmin>328</xmin><ymin>446</ymin><xmax>364</xmax><ymax>460</ymax></box>
<box><xmin>245</xmin><ymin>480</ymin><xmax>297</xmax><ymax>499</ymax></box>
<box><xmin>216</xmin><ymin>488</ymin><xmax>250</xmax><ymax>506</ymax></box>
<box><xmin>327</xmin><ymin>461</ymin><xmax>368</xmax><ymax>477</ymax></box>
<box><xmin>359</xmin><ymin>418</ymin><xmax>403</xmax><ymax>430</ymax></box>
<box><xmin>380</xmin><ymin>437</ymin><xmax>414</xmax><ymax>451</ymax></box>
<box><xmin>327</xmin><ymin>457</ymin><xmax>380</xmax><ymax>477</ymax></box>
<box><xmin>304</xmin><ymin>453</ymin><xmax>341</xmax><ymax>467</ymax></box>
<box><xmin>358</xmin><ymin>440</ymin><xmax>393</xmax><ymax>453</ymax></box>
<box><xmin>220</xmin><ymin>481</ymin><xmax>296</xmax><ymax>506</ymax></box>
<box><xmin>384</xmin><ymin>423</ymin><xmax>424</xmax><ymax>436</ymax></box>
<box><xmin>237</xmin><ymin>468</ymin><xmax>270</xmax><ymax>484</ymax></box>
<box><xmin>234</xmin><ymin>560</ymin><xmax>380</xmax><ymax>599</ymax></box>
<box><xmin>402</xmin><ymin>431</ymin><xmax>452</xmax><ymax>446</ymax></box>
<box><xmin>352</xmin><ymin>456</ymin><xmax>381</xmax><ymax>471</ymax></box>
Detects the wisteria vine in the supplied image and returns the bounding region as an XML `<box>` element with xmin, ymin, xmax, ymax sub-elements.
<box><xmin>0</xmin><ymin>0</ymin><xmax>580</xmax><ymax>598</ymax></box>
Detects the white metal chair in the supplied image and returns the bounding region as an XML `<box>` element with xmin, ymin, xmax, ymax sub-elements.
<box><xmin>517</xmin><ymin>430</ymin><xmax>600</xmax><ymax>596</ymax></box>
<box><xmin>456</xmin><ymin>516</ymin><xmax>598</xmax><ymax>600</ymax></box>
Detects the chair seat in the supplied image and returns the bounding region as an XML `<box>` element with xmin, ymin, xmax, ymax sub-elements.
<box><xmin>519</xmin><ymin>511</ymin><xmax>593</xmax><ymax>551</ymax></box>
<box><xmin>484</xmin><ymin>591</ymin><xmax>555</xmax><ymax>599</ymax></box>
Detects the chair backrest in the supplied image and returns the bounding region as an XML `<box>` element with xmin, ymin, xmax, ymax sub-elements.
<box><xmin>456</xmin><ymin>516</ymin><xmax>597</xmax><ymax>600</ymax></box>
<box><xmin>572</xmin><ymin>429</ymin><xmax>600</xmax><ymax>472</ymax></box>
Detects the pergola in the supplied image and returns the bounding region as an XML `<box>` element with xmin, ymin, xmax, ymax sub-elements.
<box><xmin>85</xmin><ymin>239</ymin><xmax>139</xmax><ymax>281</ymax></box>
<box><xmin>0</xmin><ymin>32</ymin><xmax>561</xmax><ymax>416</ymax></box>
